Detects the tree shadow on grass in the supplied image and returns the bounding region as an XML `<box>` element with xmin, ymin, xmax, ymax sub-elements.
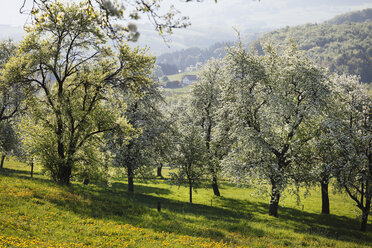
<box><xmin>278</xmin><ymin>205</ymin><xmax>371</xmax><ymax>244</ymax></box>
<box><xmin>0</xmin><ymin>167</ymin><xmax>47</xmax><ymax>182</ymax></box>
<box><xmin>41</xmin><ymin>180</ymin><xmax>264</xmax><ymax>243</ymax></box>
<box><xmin>2</xmin><ymin>171</ymin><xmax>371</xmax><ymax>246</ymax></box>
<box><xmin>219</xmin><ymin>196</ymin><xmax>371</xmax><ymax>245</ymax></box>
<box><xmin>110</xmin><ymin>182</ymin><xmax>173</xmax><ymax>196</ymax></box>
<box><xmin>61</xmin><ymin>181</ymin><xmax>372</xmax><ymax>245</ymax></box>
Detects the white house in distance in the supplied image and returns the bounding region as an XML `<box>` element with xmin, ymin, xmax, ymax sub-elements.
<box><xmin>181</xmin><ymin>75</ymin><xmax>198</xmax><ymax>86</ymax></box>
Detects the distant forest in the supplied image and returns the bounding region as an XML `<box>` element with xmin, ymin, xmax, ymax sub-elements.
<box><xmin>156</xmin><ymin>42</ymin><xmax>231</xmax><ymax>75</ymax></box>
<box><xmin>252</xmin><ymin>8</ymin><xmax>372</xmax><ymax>83</ymax></box>
<box><xmin>156</xmin><ymin>34</ymin><xmax>260</xmax><ymax>75</ymax></box>
<box><xmin>157</xmin><ymin>8</ymin><xmax>372</xmax><ymax>83</ymax></box>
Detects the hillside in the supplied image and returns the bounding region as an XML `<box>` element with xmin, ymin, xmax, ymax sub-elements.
<box><xmin>157</xmin><ymin>8</ymin><xmax>372</xmax><ymax>84</ymax></box>
<box><xmin>156</xmin><ymin>42</ymin><xmax>229</xmax><ymax>75</ymax></box>
<box><xmin>156</xmin><ymin>33</ymin><xmax>260</xmax><ymax>74</ymax></box>
<box><xmin>327</xmin><ymin>8</ymin><xmax>372</xmax><ymax>25</ymax></box>
<box><xmin>251</xmin><ymin>9</ymin><xmax>372</xmax><ymax>83</ymax></box>
<box><xmin>1</xmin><ymin>159</ymin><xmax>372</xmax><ymax>247</ymax></box>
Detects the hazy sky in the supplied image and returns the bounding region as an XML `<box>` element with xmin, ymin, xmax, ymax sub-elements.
<box><xmin>141</xmin><ymin>0</ymin><xmax>372</xmax><ymax>53</ymax></box>
<box><xmin>162</xmin><ymin>0</ymin><xmax>372</xmax><ymax>33</ymax></box>
<box><xmin>0</xmin><ymin>0</ymin><xmax>371</xmax><ymax>54</ymax></box>
<box><xmin>1</xmin><ymin>0</ymin><xmax>371</xmax><ymax>27</ymax></box>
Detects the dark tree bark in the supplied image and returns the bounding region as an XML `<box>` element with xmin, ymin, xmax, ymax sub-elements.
<box><xmin>202</xmin><ymin>102</ymin><xmax>222</xmax><ymax>197</ymax></box>
<box><xmin>269</xmin><ymin>155</ymin><xmax>287</xmax><ymax>217</ymax></box>
<box><xmin>360</xmin><ymin>198</ymin><xmax>370</xmax><ymax>232</ymax></box>
<box><xmin>54</xmin><ymin>129</ymin><xmax>73</xmax><ymax>185</ymax></box>
<box><xmin>30</xmin><ymin>162</ymin><xmax>34</xmax><ymax>178</ymax></box>
<box><xmin>344</xmin><ymin>181</ymin><xmax>371</xmax><ymax>232</ymax></box>
<box><xmin>212</xmin><ymin>175</ymin><xmax>221</xmax><ymax>196</ymax></box>
<box><xmin>189</xmin><ymin>183</ymin><xmax>193</xmax><ymax>204</ymax></box>
<box><xmin>321</xmin><ymin>180</ymin><xmax>330</xmax><ymax>214</ymax></box>
<box><xmin>57</xmin><ymin>165</ymin><xmax>72</xmax><ymax>186</ymax></box>
<box><xmin>157</xmin><ymin>163</ymin><xmax>163</xmax><ymax>178</ymax></box>
<box><xmin>342</xmin><ymin>155</ymin><xmax>372</xmax><ymax>232</ymax></box>
<box><xmin>128</xmin><ymin>166</ymin><xmax>134</xmax><ymax>193</ymax></box>
<box><xmin>0</xmin><ymin>154</ymin><xmax>5</xmax><ymax>169</ymax></box>
<box><xmin>269</xmin><ymin>181</ymin><xmax>280</xmax><ymax>217</ymax></box>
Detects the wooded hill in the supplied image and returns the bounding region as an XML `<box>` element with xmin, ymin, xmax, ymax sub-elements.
<box><xmin>251</xmin><ymin>8</ymin><xmax>372</xmax><ymax>83</ymax></box>
<box><xmin>156</xmin><ymin>42</ymin><xmax>231</xmax><ymax>75</ymax></box>
<box><xmin>157</xmin><ymin>8</ymin><xmax>372</xmax><ymax>83</ymax></box>
<box><xmin>156</xmin><ymin>33</ymin><xmax>259</xmax><ymax>74</ymax></box>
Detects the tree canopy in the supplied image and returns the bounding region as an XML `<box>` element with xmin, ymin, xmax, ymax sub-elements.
<box><xmin>221</xmin><ymin>42</ymin><xmax>330</xmax><ymax>217</ymax></box>
<box><xmin>4</xmin><ymin>0</ymin><xmax>154</xmax><ymax>185</ymax></box>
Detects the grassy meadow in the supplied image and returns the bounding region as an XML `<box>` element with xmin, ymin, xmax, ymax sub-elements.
<box><xmin>166</xmin><ymin>71</ymin><xmax>199</xmax><ymax>82</ymax></box>
<box><xmin>0</xmin><ymin>157</ymin><xmax>371</xmax><ymax>247</ymax></box>
<box><xmin>160</xmin><ymin>71</ymin><xmax>198</xmax><ymax>102</ymax></box>
<box><xmin>162</xmin><ymin>85</ymin><xmax>193</xmax><ymax>101</ymax></box>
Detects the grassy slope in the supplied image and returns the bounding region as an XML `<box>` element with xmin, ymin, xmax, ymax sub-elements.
<box><xmin>161</xmin><ymin>72</ymin><xmax>196</xmax><ymax>103</ymax></box>
<box><xmin>0</xmin><ymin>158</ymin><xmax>371</xmax><ymax>247</ymax></box>
<box><xmin>162</xmin><ymin>85</ymin><xmax>192</xmax><ymax>101</ymax></box>
<box><xmin>166</xmin><ymin>71</ymin><xmax>199</xmax><ymax>82</ymax></box>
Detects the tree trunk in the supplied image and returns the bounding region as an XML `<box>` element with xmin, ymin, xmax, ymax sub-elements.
<box><xmin>361</xmin><ymin>210</ymin><xmax>369</xmax><ymax>232</ymax></box>
<box><xmin>30</xmin><ymin>162</ymin><xmax>34</xmax><ymax>178</ymax></box>
<box><xmin>57</xmin><ymin>165</ymin><xmax>72</xmax><ymax>186</ymax></box>
<box><xmin>321</xmin><ymin>180</ymin><xmax>330</xmax><ymax>214</ymax></box>
<box><xmin>360</xmin><ymin>198</ymin><xmax>371</xmax><ymax>232</ymax></box>
<box><xmin>157</xmin><ymin>164</ymin><xmax>163</xmax><ymax>178</ymax></box>
<box><xmin>0</xmin><ymin>154</ymin><xmax>5</xmax><ymax>169</ymax></box>
<box><xmin>212</xmin><ymin>176</ymin><xmax>221</xmax><ymax>196</ymax></box>
<box><xmin>128</xmin><ymin>166</ymin><xmax>134</xmax><ymax>193</ymax></box>
<box><xmin>189</xmin><ymin>184</ymin><xmax>193</xmax><ymax>204</ymax></box>
<box><xmin>269</xmin><ymin>181</ymin><xmax>280</xmax><ymax>217</ymax></box>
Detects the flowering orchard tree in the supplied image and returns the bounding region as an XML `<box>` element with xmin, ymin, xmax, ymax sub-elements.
<box><xmin>326</xmin><ymin>74</ymin><xmax>372</xmax><ymax>232</ymax></box>
<box><xmin>3</xmin><ymin>1</ymin><xmax>154</xmax><ymax>185</ymax></box>
<box><xmin>0</xmin><ymin>40</ymin><xmax>28</xmax><ymax>169</ymax></box>
<box><xmin>190</xmin><ymin>59</ymin><xmax>229</xmax><ymax>196</ymax></box>
<box><xmin>0</xmin><ymin>40</ymin><xmax>27</xmax><ymax>124</ymax></box>
<box><xmin>295</xmin><ymin>126</ymin><xmax>337</xmax><ymax>215</ymax></box>
<box><xmin>106</xmin><ymin>81</ymin><xmax>169</xmax><ymax>193</ymax></box>
<box><xmin>169</xmin><ymin>109</ymin><xmax>207</xmax><ymax>204</ymax></box>
<box><xmin>221</xmin><ymin>42</ymin><xmax>330</xmax><ymax>217</ymax></box>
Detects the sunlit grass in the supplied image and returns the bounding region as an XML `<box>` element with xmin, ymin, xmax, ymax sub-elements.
<box><xmin>162</xmin><ymin>85</ymin><xmax>193</xmax><ymax>101</ymax></box>
<box><xmin>0</xmin><ymin>159</ymin><xmax>371</xmax><ymax>247</ymax></box>
<box><xmin>161</xmin><ymin>71</ymin><xmax>199</xmax><ymax>101</ymax></box>
<box><xmin>166</xmin><ymin>71</ymin><xmax>199</xmax><ymax>82</ymax></box>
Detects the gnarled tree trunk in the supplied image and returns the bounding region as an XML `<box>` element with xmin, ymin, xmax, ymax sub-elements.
<box><xmin>360</xmin><ymin>188</ymin><xmax>371</xmax><ymax>232</ymax></box>
<box><xmin>57</xmin><ymin>165</ymin><xmax>72</xmax><ymax>186</ymax></box>
<box><xmin>269</xmin><ymin>180</ymin><xmax>280</xmax><ymax>217</ymax></box>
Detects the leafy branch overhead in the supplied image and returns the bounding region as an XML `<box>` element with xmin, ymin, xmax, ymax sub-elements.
<box><xmin>21</xmin><ymin>0</ymin><xmax>193</xmax><ymax>41</ymax></box>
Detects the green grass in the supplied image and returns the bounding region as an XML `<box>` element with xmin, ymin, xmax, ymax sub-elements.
<box><xmin>162</xmin><ymin>84</ymin><xmax>193</xmax><ymax>101</ymax></box>
<box><xmin>166</xmin><ymin>71</ymin><xmax>199</xmax><ymax>82</ymax></box>
<box><xmin>160</xmin><ymin>71</ymin><xmax>199</xmax><ymax>102</ymax></box>
<box><xmin>0</xmin><ymin>158</ymin><xmax>371</xmax><ymax>247</ymax></box>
